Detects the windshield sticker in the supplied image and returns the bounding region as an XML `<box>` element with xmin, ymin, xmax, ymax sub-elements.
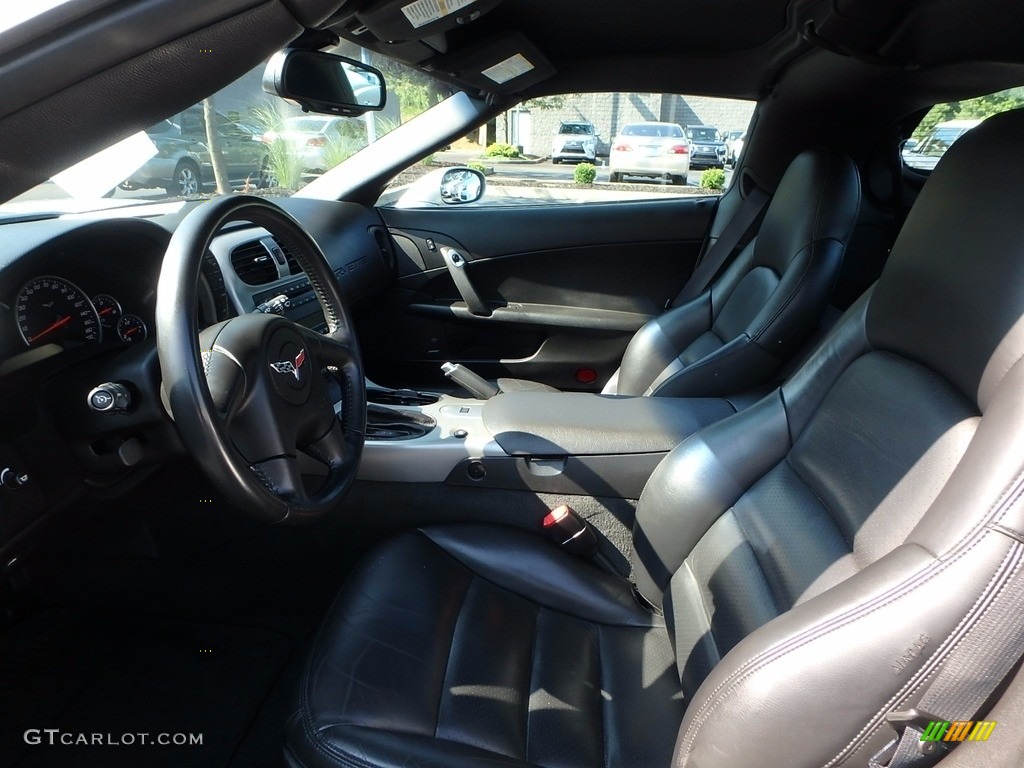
<box><xmin>51</xmin><ymin>131</ymin><xmax>157</xmax><ymax>200</ymax></box>
<box><xmin>401</xmin><ymin>0</ymin><xmax>477</xmax><ymax>29</ymax></box>
<box><xmin>482</xmin><ymin>54</ymin><xmax>534</xmax><ymax>85</ymax></box>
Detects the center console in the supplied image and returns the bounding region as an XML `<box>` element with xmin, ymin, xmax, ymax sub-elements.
<box><xmin>357</xmin><ymin>389</ymin><xmax>736</xmax><ymax>498</ymax></box>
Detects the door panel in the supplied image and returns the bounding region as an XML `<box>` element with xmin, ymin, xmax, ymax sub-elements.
<box><xmin>362</xmin><ymin>197</ymin><xmax>715</xmax><ymax>390</ymax></box>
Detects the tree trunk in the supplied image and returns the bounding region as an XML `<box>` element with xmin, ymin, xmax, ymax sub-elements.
<box><xmin>203</xmin><ymin>98</ymin><xmax>231</xmax><ymax>194</ymax></box>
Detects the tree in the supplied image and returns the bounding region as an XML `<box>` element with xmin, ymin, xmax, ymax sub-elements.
<box><xmin>913</xmin><ymin>88</ymin><xmax>1024</xmax><ymax>139</ymax></box>
<box><xmin>203</xmin><ymin>98</ymin><xmax>231</xmax><ymax>194</ymax></box>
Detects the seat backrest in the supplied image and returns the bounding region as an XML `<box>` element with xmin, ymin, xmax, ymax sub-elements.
<box><xmin>612</xmin><ymin>147</ymin><xmax>861</xmax><ymax>397</ymax></box>
<box><xmin>630</xmin><ymin>109</ymin><xmax>1024</xmax><ymax>767</ymax></box>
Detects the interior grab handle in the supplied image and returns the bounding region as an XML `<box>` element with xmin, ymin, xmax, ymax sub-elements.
<box><xmin>441</xmin><ymin>246</ymin><xmax>492</xmax><ymax>317</ymax></box>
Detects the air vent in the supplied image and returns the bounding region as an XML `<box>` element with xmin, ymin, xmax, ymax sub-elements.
<box><xmin>282</xmin><ymin>240</ymin><xmax>302</xmax><ymax>275</ymax></box>
<box><xmin>230</xmin><ymin>241</ymin><xmax>278</xmax><ymax>285</ymax></box>
<box><xmin>201</xmin><ymin>253</ymin><xmax>232</xmax><ymax>322</ymax></box>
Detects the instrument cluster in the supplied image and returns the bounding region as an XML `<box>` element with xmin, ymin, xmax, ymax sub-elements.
<box><xmin>15</xmin><ymin>275</ymin><xmax>149</xmax><ymax>348</ymax></box>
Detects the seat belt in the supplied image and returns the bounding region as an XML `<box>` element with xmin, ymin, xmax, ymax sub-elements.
<box><xmin>668</xmin><ymin>184</ymin><xmax>770</xmax><ymax>308</ymax></box>
<box><xmin>870</xmin><ymin>542</ymin><xmax>1024</xmax><ymax>768</ymax></box>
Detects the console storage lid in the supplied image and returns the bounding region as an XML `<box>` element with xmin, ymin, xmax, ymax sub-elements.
<box><xmin>482</xmin><ymin>392</ymin><xmax>735</xmax><ymax>456</ymax></box>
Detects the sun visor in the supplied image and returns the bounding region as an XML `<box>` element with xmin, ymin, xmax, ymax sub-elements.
<box><xmin>356</xmin><ymin>0</ymin><xmax>502</xmax><ymax>42</ymax></box>
<box><xmin>431</xmin><ymin>33</ymin><xmax>555</xmax><ymax>95</ymax></box>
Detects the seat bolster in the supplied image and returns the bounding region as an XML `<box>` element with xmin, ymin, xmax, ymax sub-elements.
<box><xmin>420</xmin><ymin>525</ymin><xmax>660</xmax><ymax>627</ymax></box>
<box><xmin>674</xmin><ymin>532</ymin><xmax>1018</xmax><ymax>768</ymax></box>
<box><xmin>646</xmin><ymin>334</ymin><xmax>780</xmax><ymax>397</ymax></box>
<box><xmin>615</xmin><ymin>292</ymin><xmax>713</xmax><ymax>396</ymax></box>
<box><xmin>747</xmin><ymin>239</ymin><xmax>847</xmax><ymax>358</ymax></box>
<box><xmin>632</xmin><ymin>392</ymin><xmax>791</xmax><ymax>607</ymax></box>
<box><xmin>780</xmin><ymin>286</ymin><xmax>873</xmax><ymax>438</ymax></box>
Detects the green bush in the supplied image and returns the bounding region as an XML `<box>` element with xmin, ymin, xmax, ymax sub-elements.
<box><xmin>468</xmin><ymin>161</ymin><xmax>488</xmax><ymax>174</ymax></box>
<box><xmin>700</xmin><ymin>168</ymin><xmax>726</xmax><ymax>190</ymax></box>
<box><xmin>264</xmin><ymin>138</ymin><xmax>304</xmax><ymax>190</ymax></box>
<box><xmin>574</xmin><ymin>162</ymin><xmax>597</xmax><ymax>185</ymax></box>
<box><xmin>484</xmin><ymin>142</ymin><xmax>521</xmax><ymax>158</ymax></box>
<box><xmin>322</xmin><ymin>135</ymin><xmax>363</xmax><ymax>171</ymax></box>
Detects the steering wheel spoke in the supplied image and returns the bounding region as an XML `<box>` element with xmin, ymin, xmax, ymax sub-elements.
<box><xmin>251</xmin><ymin>455</ymin><xmax>307</xmax><ymax>505</ymax></box>
<box><xmin>300</xmin><ymin>418</ymin><xmax>354</xmax><ymax>475</ymax></box>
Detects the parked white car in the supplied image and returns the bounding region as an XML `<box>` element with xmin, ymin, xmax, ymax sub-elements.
<box><xmin>902</xmin><ymin>119</ymin><xmax>982</xmax><ymax>171</ymax></box>
<box><xmin>608</xmin><ymin>121</ymin><xmax>689</xmax><ymax>184</ymax></box>
<box><xmin>261</xmin><ymin>115</ymin><xmax>351</xmax><ymax>173</ymax></box>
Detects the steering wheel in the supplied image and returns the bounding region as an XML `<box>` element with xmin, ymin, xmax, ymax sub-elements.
<box><xmin>156</xmin><ymin>196</ymin><xmax>366</xmax><ymax>523</ymax></box>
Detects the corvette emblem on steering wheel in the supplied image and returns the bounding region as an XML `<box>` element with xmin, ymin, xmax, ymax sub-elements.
<box><xmin>270</xmin><ymin>348</ymin><xmax>306</xmax><ymax>381</ymax></box>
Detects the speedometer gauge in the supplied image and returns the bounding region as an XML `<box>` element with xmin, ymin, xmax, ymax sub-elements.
<box><xmin>16</xmin><ymin>276</ymin><xmax>101</xmax><ymax>347</ymax></box>
<box><xmin>92</xmin><ymin>294</ymin><xmax>122</xmax><ymax>328</ymax></box>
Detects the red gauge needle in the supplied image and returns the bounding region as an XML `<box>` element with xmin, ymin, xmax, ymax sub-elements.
<box><xmin>99</xmin><ymin>307</ymin><xmax>115</xmax><ymax>316</ymax></box>
<box><xmin>28</xmin><ymin>315</ymin><xmax>72</xmax><ymax>343</ymax></box>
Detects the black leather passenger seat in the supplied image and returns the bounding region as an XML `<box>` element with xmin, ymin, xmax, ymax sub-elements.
<box><xmin>499</xmin><ymin>147</ymin><xmax>862</xmax><ymax>398</ymax></box>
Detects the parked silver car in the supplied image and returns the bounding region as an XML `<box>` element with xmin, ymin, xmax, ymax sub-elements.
<box><xmin>551</xmin><ymin>121</ymin><xmax>599</xmax><ymax>164</ymax></box>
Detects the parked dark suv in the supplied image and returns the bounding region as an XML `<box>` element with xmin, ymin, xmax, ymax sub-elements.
<box><xmin>685</xmin><ymin>125</ymin><xmax>728</xmax><ymax>169</ymax></box>
<box><xmin>118</xmin><ymin>107</ymin><xmax>273</xmax><ymax>196</ymax></box>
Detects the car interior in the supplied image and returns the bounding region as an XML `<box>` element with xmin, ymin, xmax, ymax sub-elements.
<box><xmin>2</xmin><ymin>1</ymin><xmax>1024</xmax><ymax>767</ymax></box>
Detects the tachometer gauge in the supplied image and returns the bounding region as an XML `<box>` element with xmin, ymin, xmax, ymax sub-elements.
<box><xmin>92</xmin><ymin>294</ymin><xmax>122</xmax><ymax>328</ymax></box>
<box><xmin>16</xmin><ymin>276</ymin><xmax>101</xmax><ymax>347</ymax></box>
<box><xmin>116</xmin><ymin>313</ymin><xmax>148</xmax><ymax>343</ymax></box>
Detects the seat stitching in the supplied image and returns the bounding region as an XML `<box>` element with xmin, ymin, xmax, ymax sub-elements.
<box><xmin>749</xmin><ymin>240</ymin><xmax>834</xmax><ymax>343</ymax></box>
<box><xmin>308</xmin><ymin>723</ymin><xmax>543</xmax><ymax>768</ymax></box>
<box><xmin>596</xmin><ymin>625</ymin><xmax>607</xmax><ymax>768</ymax></box>
<box><xmin>784</xmin><ymin>455</ymin><xmax>855</xmax><ymax>552</ymax></box>
<box><xmin>649</xmin><ymin>334</ymin><xmax>755</xmax><ymax>396</ymax></box>
<box><xmin>522</xmin><ymin>606</ymin><xmax>540</xmax><ymax>763</ymax></box>
<box><xmin>729</xmin><ymin>508</ymin><xmax>786</xmax><ymax>615</ymax></box>
<box><xmin>684</xmin><ymin>558</ymin><xmax>721</xmax><ymax>663</ymax></box>
<box><xmin>417</xmin><ymin>530</ymin><xmax>660</xmax><ymax>629</ymax></box>
<box><xmin>819</xmin><ymin>546</ymin><xmax>1023</xmax><ymax>768</ymax></box>
<box><xmin>676</xmin><ymin>528</ymin><xmax>1017</xmax><ymax>765</ymax></box>
<box><xmin>433</xmin><ymin>574</ymin><xmax>475</xmax><ymax>738</ymax></box>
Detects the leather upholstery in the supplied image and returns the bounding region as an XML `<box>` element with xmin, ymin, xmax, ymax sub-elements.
<box><xmin>500</xmin><ymin>147</ymin><xmax>861</xmax><ymax>398</ymax></box>
<box><xmin>287</xmin><ymin>526</ymin><xmax>685</xmax><ymax>768</ymax></box>
<box><xmin>482</xmin><ymin>391</ymin><xmax>735</xmax><ymax>456</ymax></box>
<box><xmin>288</xmin><ymin>111</ymin><xmax>1024</xmax><ymax>768</ymax></box>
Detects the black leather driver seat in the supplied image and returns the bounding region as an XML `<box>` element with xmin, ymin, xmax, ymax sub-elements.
<box><xmin>288</xmin><ymin>111</ymin><xmax>1024</xmax><ymax>768</ymax></box>
<box><xmin>498</xmin><ymin>147</ymin><xmax>861</xmax><ymax>398</ymax></box>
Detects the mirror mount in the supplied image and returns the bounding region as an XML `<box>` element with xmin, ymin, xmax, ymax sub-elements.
<box><xmin>262</xmin><ymin>49</ymin><xmax>386</xmax><ymax>117</ymax></box>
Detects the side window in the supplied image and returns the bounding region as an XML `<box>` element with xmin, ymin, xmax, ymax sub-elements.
<box><xmin>381</xmin><ymin>91</ymin><xmax>753</xmax><ymax>208</ymax></box>
<box><xmin>903</xmin><ymin>88</ymin><xmax>1024</xmax><ymax>172</ymax></box>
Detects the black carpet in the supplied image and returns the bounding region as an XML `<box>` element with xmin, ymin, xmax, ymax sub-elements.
<box><xmin>0</xmin><ymin>609</ymin><xmax>291</xmax><ymax>768</ymax></box>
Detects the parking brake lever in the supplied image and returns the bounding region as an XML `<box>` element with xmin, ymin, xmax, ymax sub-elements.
<box><xmin>440</xmin><ymin>247</ymin><xmax>492</xmax><ymax>317</ymax></box>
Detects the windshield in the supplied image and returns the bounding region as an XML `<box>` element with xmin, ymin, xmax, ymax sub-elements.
<box><xmin>621</xmin><ymin>124</ymin><xmax>684</xmax><ymax>138</ymax></box>
<box><xmin>0</xmin><ymin>0</ymin><xmax>77</xmax><ymax>34</ymax></box>
<box><xmin>0</xmin><ymin>42</ymin><xmax>451</xmax><ymax>217</ymax></box>
<box><xmin>687</xmin><ymin>127</ymin><xmax>720</xmax><ymax>141</ymax></box>
<box><xmin>558</xmin><ymin>123</ymin><xmax>594</xmax><ymax>135</ymax></box>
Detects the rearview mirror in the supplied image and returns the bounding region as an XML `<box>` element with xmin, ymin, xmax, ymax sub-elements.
<box><xmin>263</xmin><ymin>50</ymin><xmax>386</xmax><ymax>117</ymax></box>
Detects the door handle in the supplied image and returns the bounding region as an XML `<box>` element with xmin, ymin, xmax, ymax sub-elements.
<box><xmin>440</xmin><ymin>247</ymin><xmax>491</xmax><ymax>317</ymax></box>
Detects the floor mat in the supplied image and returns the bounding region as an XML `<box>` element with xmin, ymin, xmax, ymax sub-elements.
<box><xmin>0</xmin><ymin>608</ymin><xmax>291</xmax><ymax>768</ymax></box>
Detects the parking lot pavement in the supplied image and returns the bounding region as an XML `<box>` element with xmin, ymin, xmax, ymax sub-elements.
<box><xmin>454</xmin><ymin>156</ymin><xmax>734</xmax><ymax>188</ymax></box>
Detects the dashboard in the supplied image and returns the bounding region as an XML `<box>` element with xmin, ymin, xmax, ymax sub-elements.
<box><xmin>0</xmin><ymin>197</ymin><xmax>395</xmax><ymax>552</ymax></box>
<box><xmin>0</xmin><ymin>220</ymin><xmax>168</xmax><ymax>369</ymax></box>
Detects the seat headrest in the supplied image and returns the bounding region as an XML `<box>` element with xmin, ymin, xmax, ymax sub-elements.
<box><xmin>867</xmin><ymin>109</ymin><xmax>1024</xmax><ymax>410</ymax></box>
<box><xmin>754</xmin><ymin>146</ymin><xmax>860</xmax><ymax>273</ymax></box>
